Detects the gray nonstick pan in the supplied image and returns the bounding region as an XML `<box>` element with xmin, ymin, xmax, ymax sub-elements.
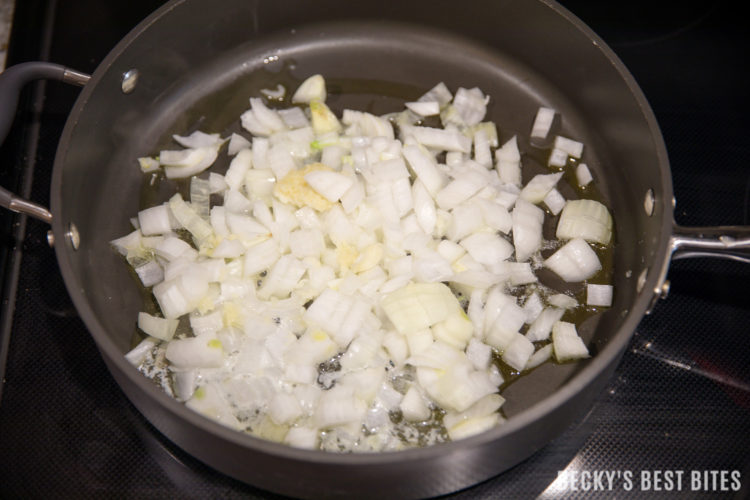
<box><xmin>1</xmin><ymin>0</ymin><xmax>748</xmax><ymax>498</ymax></box>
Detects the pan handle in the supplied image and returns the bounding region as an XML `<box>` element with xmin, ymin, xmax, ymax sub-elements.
<box><xmin>671</xmin><ymin>224</ymin><xmax>750</xmax><ymax>264</ymax></box>
<box><xmin>0</xmin><ymin>62</ymin><xmax>90</xmax><ymax>224</ymax></box>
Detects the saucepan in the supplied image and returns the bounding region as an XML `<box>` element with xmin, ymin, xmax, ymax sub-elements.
<box><xmin>1</xmin><ymin>0</ymin><xmax>748</xmax><ymax>497</ymax></box>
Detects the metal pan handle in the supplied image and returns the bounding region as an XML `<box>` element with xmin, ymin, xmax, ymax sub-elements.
<box><xmin>671</xmin><ymin>224</ymin><xmax>750</xmax><ymax>264</ymax></box>
<box><xmin>0</xmin><ymin>62</ymin><xmax>90</xmax><ymax>224</ymax></box>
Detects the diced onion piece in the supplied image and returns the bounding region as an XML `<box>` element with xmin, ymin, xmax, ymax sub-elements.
<box><xmin>548</xmin><ymin>293</ymin><xmax>578</xmax><ymax>309</ymax></box>
<box><xmin>138</xmin><ymin>204</ymin><xmax>175</xmax><ymax>236</ymax></box>
<box><xmin>552</xmin><ymin>321</ymin><xmax>590</xmax><ymax>362</ymax></box>
<box><xmin>548</xmin><ymin>148</ymin><xmax>568</xmax><ymax>167</ymax></box>
<box><xmin>279</xmin><ymin>107</ymin><xmax>310</xmax><ymax>129</ymax></box>
<box><xmin>292</xmin><ymin>74</ymin><xmax>326</xmax><ymax>103</ymax></box>
<box><xmin>227</xmin><ymin>133</ymin><xmax>251</xmax><ymax>156</ymax></box>
<box><xmin>525</xmin><ymin>344</ymin><xmax>553</xmax><ymax>370</ymax></box>
<box><xmin>209</xmin><ymin>172</ymin><xmax>228</xmax><ymax>194</ymax></box>
<box><xmin>544</xmin><ymin>238</ymin><xmax>602</xmax><ymax>282</ymax></box>
<box><xmin>466</xmin><ymin>338</ymin><xmax>492</xmax><ymax>370</ymax></box>
<box><xmin>484</xmin><ymin>298</ymin><xmax>526</xmax><ymax>351</ymax></box>
<box><xmin>576</xmin><ymin>163</ymin><xmax>594</xmax><ymax>186</ymax></box>
<box><xmin>190</xmin><ymin>177</ymin><xmax>211</xmax><ymax>221</ymax></box>
<box><xmin>522</xmin><ymin>293</ymin><xmax>544</xmax><ymax>324</ymax></box>
<box><xmin>250</xmin><ymin>97</ymin><xmax>286</xmax><ymax>133</ymax></box>
<box><xmin>314</xmin><ymin>385</ymin><xmax>367</xmax><ymax>428</ymax></box>
<box><xmin>381</xmin><ymin>282</ymin><xmax>464</xmax><ymax>336</ymax></box>
<box><xmin>304</xmin><ymin>170</ymin><xmax>354</xmax><ymax>202</ymax></box>
<box><xmin>400</xmin><ymin>386</ymin><xmax>431</xmax><ymax>421</ymax></box>
<box><xmin>405</xmin><ymin>101</ymin><xmax>440</xmax><ymax>116</ymax></box>
<box><xmin>511</xmin><ymin>199</ymin><xmax>545</xmax><ymax>262</ymax></box>
<box><xmin>135</xmin><ymin>260</ymin><xmax>164</xmax><ymax>287</ymax></box>
<box><xmin>242</xmin><ymin>239</ymin><xmax>279</xmax><ymax>276</ymax></box>
<box><xmin>225</xmin><ymin>149</ymin><xmax>253</xmax><ymax>191</ymax></box>
<box><xmin>166</xmin><ymin>335</ymin><xmax>224</xmax><ymax>369</ymax></box>
<box><xmin>285</xmin><ymin>427</ymin><xmax>319</xmax><ymax>449</ymax></box>
<box><xmin>504</xmin><ymin>262</ymin><xmax>537</xmax><ymax>286</ymax></box>
<box><xmin>495</xmin><ymin>136</ymin><xmax>521</xmax><ymax>186</ymax></box>
<box><xmin>501</xmin><ymin>333</ymin><xmax>535</xmax><ymax>371</ymax></box>
<box><xmin>526</xmin><ymin>307</ymin><xmax>565</xmax><ymax>342</ymax></box>
<box><xmin>451</xmin><ymin>87</ymin><xmax>487</xmax><ymax>126</ymax></box>
<box><xmin>418</xmin><ymin>82</ymin><xmax>453</xmax><ymax>106</ymax></box>
<box><xmin>520</xmin><ymin>172</ymin><xmax>563</xmax><ymax>204</ymax></box>
<box><xmin>408</xmin><ymin>126</ymin><xmax>471</xmax><ymax>153</ymax></box>
<box><xmin>417</xmin><ymin>358</ymin><xmax>496</xmax><ymax>412</ymax></box>
<box><xmin>125</xmin><ymin>337</ymin><xmax>157</xmax><ymax>366</ymax></box>
<box><xmin>173</xmin><ymin>130</ymin><xmax>222</xmax><ymax>149</ymax></box>
<box><xmin>189</xmin><ymin>310</ymin><xmax>224</xmax><ymax>336</ymax></box>
<box><xmin>402</xmin><ymin>145</ymin><xmax>446</xmax><ymax>196</ymax></box>
<box><xmin>168</xmin><ymin>193</ymin><xmax>215</xmax><ymax>247</ymax></box>
<box><xmin>530</xmin><ymin>106</ymin><xmax>555</xmax><ymax>139</ymax></box>
<box><xmin>310</xmin><ymin>100</ymin><xmax>342</xmax><ymax>135</ymax></box>
<box><xmin>554</xmin><ymin>135</ymin><xmax>584</xmax><ymax>159</ymax></box>
<box><xmin>556</xmin><ymin>199</ymin><xmax>613</xmax><ymax>245</ymax></box>
<box><xmin>268</xmin><ymin>393</ymin><xmax>304</xmax><ymax>425</ymax></box>
<box><xmin>186</xmin><ymin>383</ymin><xmax>242</xmax><ymax>430</ymax></box>
<box><xmin>543</xmin><ymin>188</ymin><xmax>566</xmax><ymax>215</ymax></box>
<box><xmin>161</xmin><ymin>146</ymin><xmax>220</xmax><ymax>179</ymax></box>
<box><xmin>473</xmin><ymin>128</ymin><xmax>492</xmax><ymax>168</ymax></box>
<box><xmin>587</xmin><ymin>284</ymin><xmax>613</xmax><ymax>307</ymax></box>
<box><xmin>460</xmin><ymin>232</ymin><xmax>513</xmax><ymax>266</ymax></box>
<box><xmin>138</xmin><ymin>156</ymin><xmax>160</xmax><ymax>173</ymax></box>
<box><xmin>442</xmin><ymin>393</ymin><xmax>504</xmax><ymax>440</ymax></box>
<box><xmin>138</xmin><ymin>312</ymin><xmax>178</xmax><ymax>341</ymax></box>
<box><xmin>435</xmin><ymin>171</ymin><xmax>486</xmax><ymax>210</ymax></box>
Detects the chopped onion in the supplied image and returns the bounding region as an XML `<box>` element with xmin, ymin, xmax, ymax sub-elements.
<box><xmin>292</xmin><ymin>74</ymin><xmax>326</xmax><ymax>103</ymax></box>
<box><xmin>451</xmin><ymin>87</ymin><xmax>487</xmax><ymax>126</ymax></box>
<box><xmin>116</xmin><ymin>75</ymin><xmax>616</xmax><ymax>452</ymax></box>
<box><xmin>138</xmin><ymin>204</ymin><xmax>175</xmax><ymax>236</ymax></box>
<box><xmin>526</xmin><ymin>307</ymin><xmax>565</xmax><ymax>342</ymax></box>
<box><xmin>576</xmin><ymin>163</ymin><xmax>594</xmax><ymax>186</ymax></box>
<box><xmin>525</xmin><ymin>344</ymin><xmax>553</xmax><ymax>370</ymax></box>
<box><xmin>138</xmin><ymin>312</ymin><xmax>178</xmax><ymax>341</ymax></box>
<box><xmin>547</xmin><ymin>148</ymin><xmax>568</xmax><ymax>167</ymax></box>
<box><xmin>556</xmin><ymin>199</ymin><xmax>613</xmax><ymax>245</ymax></box>
<box><xmin>530</xmin><ymin>106</ymin><xmax>556</xmax><ymax>139</ymax></box>
<box><xmin>407</xmin><ymin>126</ymin><xmax>471</xmax><ymax>153</ymax></box>
<box><xmin>587</xmin><ymin>284</ymin><xmax>613</xmax><ymax>307</ymax></box>
<box><xmin>400</xmin><ymin>386</ymin><xmax>431</xmax><ymax>421</ymax></box>
<box><xmin>544</xmin><ymin>238</ymin><xmax>602</xmax><ymax>282</ymax></box>
<box><xmin>543</xmin><ymin>188</ymin><xmax>566</xmax><ymax>215</ymax></box>
<box><xmin>511</xmin><ymin>199</ymin><xmax>544</xmax><ymax>262</ymax></box>
<box><xmin>552</xmin><ymin>321</ymin><xmax>590</xmax><ymax>362</ymax></box>
<box><xmin>161</xmin><ymin>145</ymin><xmax>220</xmax><ymax>179</ymax></box>
<box><xmin>554</xmin><ymin>135</ymin><xmax>584</xmax><ymax>159</ymax></box>
<box><xmin>548</xmin><ymin>293</ymin><xmax>578</xmax><ymax>309</ymax></box>
<box><xmin>417</xmin><ymin>81</ymin><xmax>453</xmax><ymax>106</ymax></box>
<box><xmin>227</xmin><ymin>133</ymin><xmax>252</xmax><ymax>155</ymax></box>
<box><xmin>501</xmin><ymin>333</ymin><xmax>534</xmax><ymax>371</ymax></box>
<box><xmin>405</xmin><ymin>101</ymin><xmax>440</xmax><ymax>116</ymax></box>
<box><xmin>173</xmin><ymin>130</ymin><xmax>222</xmax><ymax>149</ymax></box>
<box><xmin>520</xmin><ymin>172</ymin><xmax>563</xmax><ymax>204</ymax></box>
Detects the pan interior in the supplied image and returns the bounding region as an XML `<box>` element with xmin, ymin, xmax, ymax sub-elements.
<box><xmin>65</xmin><ymin>19</ymin><xmax>653</xmax><ymax>422</ymax></box>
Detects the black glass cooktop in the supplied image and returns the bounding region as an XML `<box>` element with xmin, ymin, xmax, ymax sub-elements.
<box><xmin>1</xmin><ymin>1</ymin><xmax>749</xmax><ymax>498</ymax></box>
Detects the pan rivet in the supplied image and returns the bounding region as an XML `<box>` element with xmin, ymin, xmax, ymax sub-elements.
<box><xmin>644</xmin><ymin>189</ymin><xmax>655</xmax><ymax>216</ymax></box>
<box><xmin>46</xmin><ymin>230</ymin><xmax>55</xmax><ymax>247</ymax></box>
<box><xmin>657</xmin><ymin>280</ymin><xmax>671</xmax><ymax>300</ymax></box>
<box><xmin>121</xmin><ymin>69</ymin><xmax>139</xmax><ymax>94</ymax></box>
<box><xmin>66</xmin><ymin>223</ymin><xmax>80</xmax><ymax>250</ymax></box>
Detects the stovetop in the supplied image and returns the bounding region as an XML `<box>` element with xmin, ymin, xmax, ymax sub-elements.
<box><xmin>1</xmin><ymin>1</ymin><xmax>749</xmax><ymax>498</ymax></box>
